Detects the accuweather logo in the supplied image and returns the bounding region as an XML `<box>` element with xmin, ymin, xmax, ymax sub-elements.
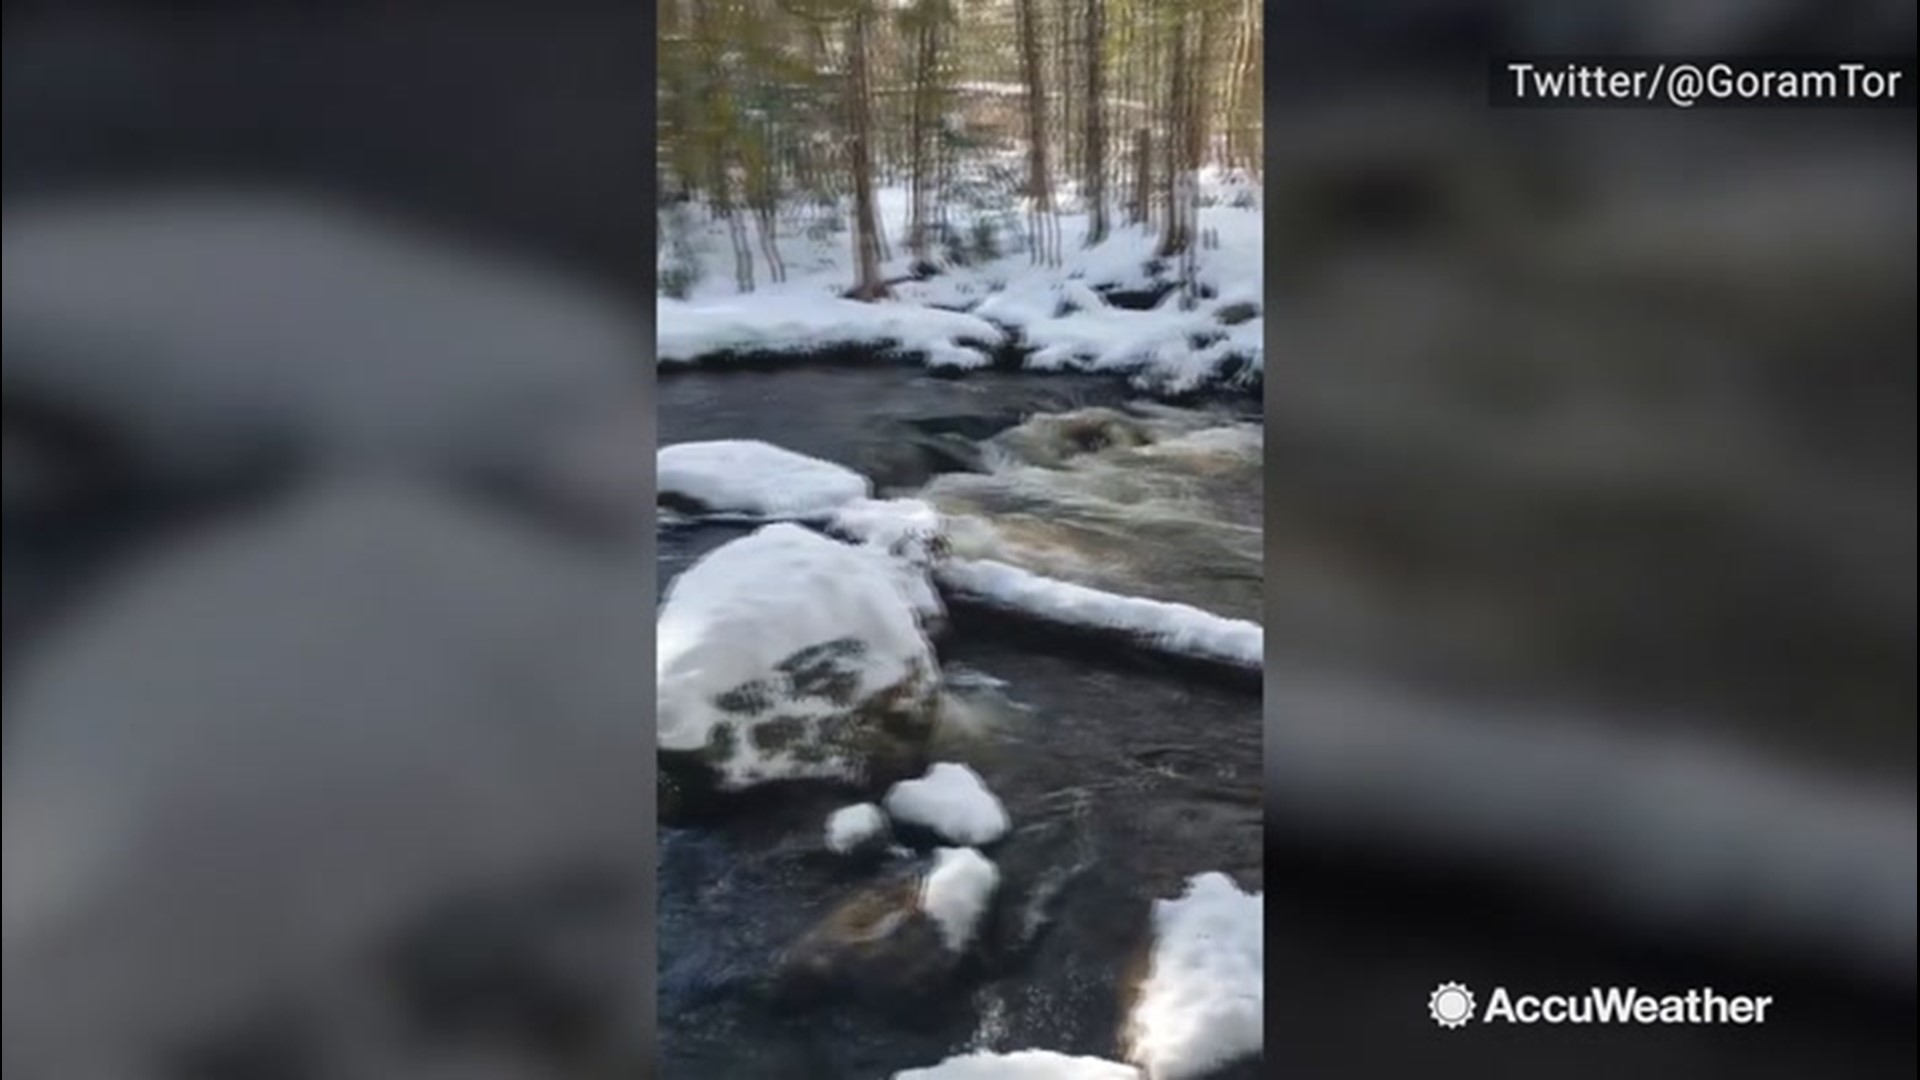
<box><xmin>1428</xmin><ymin>983</ymin><xmax>1775</xmax><ymax>1028</ymax></box>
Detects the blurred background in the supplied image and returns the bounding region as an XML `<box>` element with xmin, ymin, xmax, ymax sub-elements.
<box><xmin>5</xmin><ymin>3</ymin><xmax>654</xmax><ymax>1078</ymax></box>
<box><xmin>1261</xmin><ymin>0</ymin><xmax>1916</xmax><ymax>1076</ymax></box>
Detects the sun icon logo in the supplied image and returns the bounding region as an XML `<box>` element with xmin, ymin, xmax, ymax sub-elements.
<box><xmin>1428</xmin><ymin>982</ymin><xmax>1476</xmax><ymax>1029</ymax></box>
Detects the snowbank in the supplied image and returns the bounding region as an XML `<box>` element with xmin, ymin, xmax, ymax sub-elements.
<box><xmin>657</xmin><ymin>293</ymin><xmax>1004</xmax><ymax>370</ymax></box>
<box><xmin>885</xmin><ymin>762</ymin><xmax>1010</xmax><ymax>846</ymax></box>
<box><xmin>826</xmin><ymin>803</ymin><xmax>889</xmax><ymax>855</ymax></box>
<box><xmin>937</xmin><ymin>559</ymin><xmax>1263</xmax><ymax>672</ymax></box>
<box><xmin>657</xmin><ymin>172</ymin><xmax>1262</xmax><ymax>394</ymax></box>
<box><xmin>1127</xmin><ymin>873</ymin><xmax>1263</xmax><ymax>1080</ymax></box>
<box><xmin>976</xmin><ymin>283</ymin><xmax>1259</xmax><ymax>395</ymax></box>
<box><xmin>918</xmin><ymin>846</ymin><xmax>999</xmax><ymax>952</ymax></box>
<box><xmin>656</xmin><ymin>523</ymin><xmax>940</xmax><ymax>790</ymax></box>
<box><xmin>657</xmin><ymin>440</ymin><xmax>870</xmax><ymax>519</ymax></box>
<box><xmin>895</xmin><ymin>1049</ymin><xmax>1140</xmax><ymax>1080</ymax></box>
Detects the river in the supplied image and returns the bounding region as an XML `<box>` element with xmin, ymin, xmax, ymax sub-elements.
<box><xmin>657</xmin><ymin>365</ymin><xmax>1263</xmax><ymax>1078</ymax></box>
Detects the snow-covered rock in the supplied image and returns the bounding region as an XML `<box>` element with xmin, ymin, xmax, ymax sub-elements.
<box><xmin>885</xmin><ymin>762</ymin><xmax>1010</xmax><ymax>846</ymax></box>
<box><xmin>1126</xmin><ymin>873</ymin><xmax>1263</xmax><ymax>1080</ymax></box>
<box><xmin>656</xmin><ymin>523</ymin><xmax>941</xmax><ymax>803</ymax></box>
<box><xmin>894</xmin><ymin>1049</ymin><xmax>1140</xmax><ymax>1079</ymax></box>
<box><xmin>827</xmin><ymin>498</ymin><xmax>949</xmax><ymax>632</ymax></box>
<box><xmin>919</xmin><ymin>846</ymin><xmax>1000</xmax><ymax>952</ymax></box>
<box><xmin>828</xmin><ymin>497</ymin><xmax>947</xmax><ymax>564</ymax></box>
<box><xmin>657</xmin><ymin>440</ymin><xmax>869</xmax><ymax>519</ymax></box>
<box><xmin>826</xmin><ymin>803</ymin><xmax>889</xmax><ymax>855</ymax></box>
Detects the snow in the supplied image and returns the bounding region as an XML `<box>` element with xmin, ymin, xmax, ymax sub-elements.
<box><xmin>1127</xmin><ymin>873</ymin><xmax>1263</xmax><ymax>1080</ymax></box>
<box><xmin>827</xmin><ymin>498</ymin><xmax>949</xmax><ymax>629</ymax></box>
<box><xmin>885</xmin><ymin>762</ymin><xmax>1010</xmax><ymax>846</ymax></box>
<box><xmin>827</xmin><ymin>498</ymin><xmax>945</xmax><ymax>563</ymax></box>
<box><xmin>656</xmin><ymin>523</ymin><xmax>938</xmax><ymax>788</ymax></box>
<box><xmin>657</xmin><ymin>439</ymin><xmax>869</xmax><ymax>519</ymax></box>
<box><xmin>936</xmin><ymin>559</ymin><xmax>1263</xmax><ymax>671</ymax></box>
<box><xmin>658</xmin><ymin>170</ymin><xmax>1262</xmax><ymax>393</ymax></box>
<box><xmin>657</xmin><ymin>293</ymin><xmax>1004</xmax><ymax>370</ymax></box>
<box><xmin>826</xmin><ymin>803</ymin><xmax>888</xmax><ymax>855</ymax></box>
<box><xmin>895</xmin><ymin>1049</ymin><xmax>1140</xmax><ymax>1080</ymax></box>
<box><xmin>918</xmin><ymin>846</ymin><xmax>1000</xmax><ymax>953</ymax></box>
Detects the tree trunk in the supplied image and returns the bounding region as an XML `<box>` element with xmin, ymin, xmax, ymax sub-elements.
<box><xmin>1016</xmin><ymin>0</ymin><xmax>1057</xmax><ymax>266</ymax></box>
<box><xmin>1083</xmin><ymin>0</ymin><xmax>1108</xmax><ymax>244</ymax></box>
<box><xmin>1157</xmin><ymin>17</ymin><xmax>1190</xmax><ymax>259</ymax></box>
<box><xmin>846</xmin><ymin>2</ymin><xmax>888</xmax><ymax>300</ymax></box>
<box><xmin>907</xmin><ymin>11</ymin><xmax>937</xmax><ymax>265</ymax></box>
<box><xmin>1132</xmin><ymin>126</ymin><xmax>1150</xmax><ymax>226</ymax></box>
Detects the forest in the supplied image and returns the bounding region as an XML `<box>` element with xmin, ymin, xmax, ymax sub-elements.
<box><xmin>657</xmin><ymin>0</ymin><xmax>1264</xmax><ymax>300</ymax></box>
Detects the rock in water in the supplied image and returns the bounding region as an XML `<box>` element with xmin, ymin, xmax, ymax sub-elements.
<box><xmin>773</xmin><ymin>848</ymin><xmax>998</xmax><ymax>1014</ymax></box>
<box><xmin>883</xmin><ymin>763</ymin><xmax>1010</xmax><ymax>847</ymax></box>
<box><xmin>825</xmin><ymin>803</ymin><xmax>890</xmax><ymax>856</ymax></box>
<box><xmin>772</xmin><ymin>876</ymin><xmax>954</xmax><ymax>1014</ymax></box>
<box><xmin>656</xmin><ymin>524</ymin><xmax>942</xmax><ymax>807</ymax></box>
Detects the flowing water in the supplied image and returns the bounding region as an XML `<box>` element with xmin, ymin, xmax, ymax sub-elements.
<box><xmin>657</xmin><ymin>366</ymin><xmax>1263</xmax><ymax>1078</ymax></box>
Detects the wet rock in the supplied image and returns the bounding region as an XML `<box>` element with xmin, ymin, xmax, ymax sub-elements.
<box><xmin>772</xmin><ymin>874</ymin><xmax>976</xmax><ymax>1017</ymax></box>
<box><xmin>1214</xmin><ymin>301</ymin><xmax>1261</xmax><ymax>327</ymax></box>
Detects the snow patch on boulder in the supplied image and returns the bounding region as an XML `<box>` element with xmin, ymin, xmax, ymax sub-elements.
<box><xmin>826</xmin><ymin>803</ymin><xmax>889</xmax><ymax>855</ymax></box>
<box><xmin>918</xmin><ymin>846</ymin><xmax>999</xmax><ymax>953</ymax></box>
<box><xmin>827</xmin><ymin>498</ymin><xmax>949</xmax><ymax>632</ymax></box>
<box><xmin>885</xmin><ymin>762</ymin><xmax>1010</xmax><ymax>846</ymax></box>
<box><xmin>1126</xmin><ymin>873</ymin><xmax>1263</xmax><ymax>1080</ymax></box>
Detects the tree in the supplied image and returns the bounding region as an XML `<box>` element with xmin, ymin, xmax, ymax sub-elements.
<box><xmin>1016</xmin><ymin>0</ymin><xmax>1059</xmax><ymax>266</ymax></box>
<box><xmin>1082</xmin><ymin>0</ymin><xmax>1108</xmax><ymax>244</ymax></box>
<box><xmin>653</xmin><ymin>0</ymin><xmax>1264</xmax><ymax>299</ymax></box>
<box><xmin>845</xmin><ymin>0</ymin><xmax>889</xmax><ymax>299</ymax></box>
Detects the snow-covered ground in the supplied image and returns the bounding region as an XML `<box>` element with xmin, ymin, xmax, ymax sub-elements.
<box><xmin>894</xmin><ymin>1049</ymin><xmax>1140</xmax><ymax>1080</ymax></box>
<box><xmin>1127</xmin><ymin>873</ymin><xmax>1264</xmax><ymax>1080</ymax></box>
<box><xmin>884</xmin><ymin>762</ymin><xmax>1011</xmax><ymax>846</ymax></box>
<box><xmin>658</xmin><ymin>172</ymin><xmax>1262</xmax><ymax>394</ymax></box>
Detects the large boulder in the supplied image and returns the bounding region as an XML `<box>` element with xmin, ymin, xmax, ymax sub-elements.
<box><xmin>657</xmin><ymin>524</ymin><xmax>942</xmax><ymax>816</ymax></box>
